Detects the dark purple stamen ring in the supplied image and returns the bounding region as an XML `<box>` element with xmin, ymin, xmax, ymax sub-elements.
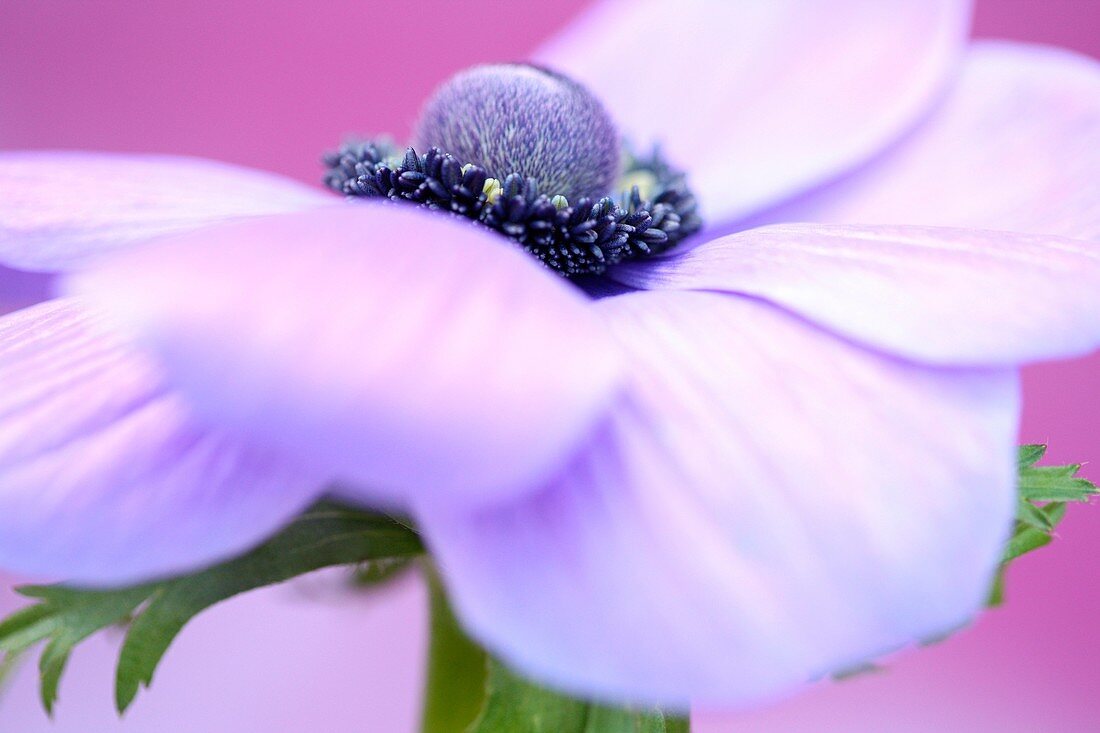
<box><xmin>322</xmin><ymin>141</ymin><xmax>701</xmax><ymax>278</ymax></box>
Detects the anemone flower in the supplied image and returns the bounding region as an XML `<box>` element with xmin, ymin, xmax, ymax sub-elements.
<box><xmin>1</xmin><ymin>0</ymin><xmax>1099</xmax><ymax>711</ymax></box>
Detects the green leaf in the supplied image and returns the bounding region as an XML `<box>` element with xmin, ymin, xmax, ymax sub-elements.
<box><xmin>986</xmin><ymin>565</ymin><xmax>1007</xmax><ymax>607</ymax></box>
<box><xmin>351</xmin><ymin>556</ymin><xmax>415</xmax><ymax>588</ymax></box>
<box><xmin>0</xmin><ymin>501</ymin><xmax>422</xmax><ymax>715</ymax></box>
<box><xmin>1017</xmin><ymin>443</ymin><xmax>1047</xmax><ymax>470</ymax></box>
<box><xmin>1003</xmin><ymin>505</ymin><xmax>1064</xmax><ymax>563</ymax></box>
<box><xmin>991</xmin><ymin>447</ymin><xmax>1097</xmax><ymax>605</ymax></box>
<box><xmin>0</xmin><ymin>585</ymin><xmax>153</xmax><ymax>714</ymax></box>
<box><xmin>466</xmin><ymin>659</ymin><xmax>688</xmax><ymax>733</ymax></box>
<box><xmin>840</xmin><ymin>445</ymin><xmax>1095</xmax><ymax>668</ymax></box>
<box><xmin>115</xmin><ymin>502</ymin><xmax>421</xmax><ymax>712</ymax></box>
<box><xmin>1014</xmin><ymin>497</ymin><xmax>1056</xmax><ymax>531</ymax></box>
<box><xmin>1018</xmin><ymin>468</ymin><xmax>1097</xmax><ymax>502</ymax></box>
<box><xmin>2</xmin><ymin>445</ymin><xmax>1094</xmax><ymax>724</ymax></box>
<box><xmin>1016</xmin><ymin>445</ymin><xmax>1097</xmax><ymax>503</ymax></box>
<box><xmin>0</xmin><ymin>646</ymin><xmax>26</xmax><ymax>704</ymax></box>
<box><xmin>467</xmin><ymin>660</ymin><xmax>586</xmax><ymax>733</ymax></box>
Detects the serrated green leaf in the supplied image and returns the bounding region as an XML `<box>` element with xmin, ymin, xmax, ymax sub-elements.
<box><xmin>1017</xmin><ymin>447</ymin><xmax>1096</xmax><ymax>503</ymax></box>
<box><xmin>466</xmin><ymin>659</ymin><xmax>688</xmax><ymax>733</ymax></box>
<box><xmin>835</xmin><ymin>446</ymin><xmax>1094</xmax><ymax>676</ymax></box>
<box><xmin>1024</xmin><ymin>463</ymin><xmax>1080</xmax><ymax>479</ymax></box>
<box><xmin>991</xmin><ymin>500</ymin><xmax>1065</xmax><ymax>603</ymax></box>
<box><xmin>1003</xmin><ymin>515</ymin><xmax>1059</xmax><ymax>563</ymax></box>
<box><xmin>39</xmin><ymin>638</ymin><xmax>71</xmax><ymax>714</ymax></box>
<box><xmin>993</xmin><ymin>451</ymin><xmax>1096</xmax><ymax>606</ymax></box>
<box><xmin>2</xmin><ymin>446</ymin><xmax>1093</xmax><ymax>724</ymax></box>
<box><xmin>1015</xmin><ymin>497</ymin><xmax>1056</xmax><ymax>531</ymax></box>
<box><xmin>0</xmin><ymin>603</ymin><xmax>58</xmax><ymax>653</ymax></box>
<box><xmin>1017</xmin><ymin>444</ymin><xmax>1047</xmax><ymax>470</ymax></box>
<box><xmin>0</xmin><ymin>584</ymin><xmax>152</xmax><ymax>715</ymax></box>
<box><xmin>0</xmin><ymin>646</ymin><xmax>25</xmax><ymax>702</ymax></box>
<box><xmin>1018</xmin><ymin>469</ymin><xmax>1097</xmax><ymax>502</ymax></box>
<box><xmin>0</xmin><ymin>501</ymin><xmax>422</xmax><ymax>716</ymax></box>
<box><xmin>114</xmin><ymin>502</ymin><xmax>423</xmax><ymax>712</ymax></box>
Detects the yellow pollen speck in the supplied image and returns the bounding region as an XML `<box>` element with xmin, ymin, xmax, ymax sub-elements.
<box><xmin>483</xmin><ymin>177</ymin><xmax>502</xmax><ymax>205</ymax></box>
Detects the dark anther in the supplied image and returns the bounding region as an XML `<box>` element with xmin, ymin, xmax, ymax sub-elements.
<box><xmin>322</xmin><ymin>140</ymin><xmax>702</xmax><ymax>278</ymax></box>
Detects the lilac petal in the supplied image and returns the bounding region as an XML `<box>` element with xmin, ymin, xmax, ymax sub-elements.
<box><xmin>66</xmin><ymin>204</ymin><xmax>622</xmax><ymax>506</ymax></box>
<box><xmin>749</xmin><ymin>43</ymin><xmax>1100</xmax><ymax>241</ymax></box>
<box><xmin>0</xmin><ymin>299</ymin><xmax>324</xmax><ymax>585</ymax></box>
<box><xmin>613</xmin><ymin>224</ymin><xmax>1100</xmax><ymax>367</ymax></box>
<box><xmin>418</xmin><ymin>289</ymin><xmax>1019</xmax><ymax>707</ymax></box>
<box><xmin>0</xmin><ymin>266</ymin><xmax>51</xmax><ymax>315</ymax></box>
<box><xmin>536</xmin><ymin>0</ymin><xmax>970</xmax><ymax>225</ymax></box>
<box><xmin>0</xmin><ymin>151</ymin><xmax>333</xmax><ymax>273</ymax></box>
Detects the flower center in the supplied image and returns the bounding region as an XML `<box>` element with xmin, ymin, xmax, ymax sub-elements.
<box><xmin>322</xmin><ymin>65</ymin><xmax>702</xmax><ymax>278</ymax></box>
<box><xmin>414</xmin><ymin>64</ymin><xmax>621</xmax><ymax>203</ymax></box>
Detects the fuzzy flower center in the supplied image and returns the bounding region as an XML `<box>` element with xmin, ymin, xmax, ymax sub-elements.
<box><xmin>322</xmin><ymin>65</ymin><xmax>702</xmax><ymax>278</ymax></box>
<box><xmin>414</xmin><ymin>64</ymin><xmax>621</xmax><ymax>203</ymax></box>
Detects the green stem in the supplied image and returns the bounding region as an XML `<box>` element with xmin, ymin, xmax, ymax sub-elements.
<box><xmin>421</xmin><ymin>563</ymin><xmax>488</xmax><ymax>733</ymax></box>
<box><xmin>420</xmin><ymin>562</ymin><xmax>691</xmax><ymax>732</ymax></box>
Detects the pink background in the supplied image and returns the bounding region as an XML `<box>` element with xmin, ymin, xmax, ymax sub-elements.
<box><xmin>1</xmin><ymin>1</ymin><xmax>1098</xmax><ymax>730</ymax></box>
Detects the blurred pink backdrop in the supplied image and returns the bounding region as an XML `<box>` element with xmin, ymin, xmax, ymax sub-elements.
<box><xmin>1</xmin><ymin>1</ymin><xmax>1098</xmax><ymax>731</ymax></box>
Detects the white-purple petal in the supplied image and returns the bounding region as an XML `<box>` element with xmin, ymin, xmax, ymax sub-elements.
<box><xmin>0</xmin><ymin>299</ymin><xmax>324</xmax><ymax>585</ymax></box>
<box><xmin>419</xmin><ymin>289</ymin><xmax>1019</xmax><ymax>707</ymax></box>
<box><xmin>66</xmin><ymin>204</ymin><xmax>623</xmax><ymax>507</ymax></box>
<box><xmin>614</xmin><ymin>224</ymin><xmax>1100</xmax><ymax>367</ymax></box>
<box><xmin>743</xmin><ymin>43</ymin><xmax>1100</xmax><ymax>241</ymax></box>
<box><xmin>537</xmin><ymin>0</ymin><xmax>971</xmax><ymax>225</ymax></box>
<box><xmin>0</xmin><ymin>266</ymin><xmax>51</xmax><ymax>315</ymax></box>
<box><xmin>0</xmin><ymin>151</ymin><xmax>333</xmax><ymax>272</ymax></box>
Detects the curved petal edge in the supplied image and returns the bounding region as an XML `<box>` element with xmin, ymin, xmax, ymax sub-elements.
<box><xmin>0</xmin><ymin>299</ymin><xmax>325</xmax><ymax>586</ymax></box>
<box><xmin>65</xmin><ymin>204</ymin><xmax>623</xmax><ymax>507</ymax></box>
<box><xmin>613</xmin><ymin>224</ymin><xmax>1100</xmax><ymax>367</ymax></box>
<box><xmin>744</xmin><ymin>42</ymin><xmax>1100</xmax><ymax>242</ymax></box>
<box><xmin>419</xmin><ymin>289</ymin><xmax>1019</xmax><ymax>707</ymax></box>
<box><xmin>537</xmin><ymin>0</ymin><xmax>972</xmax><ymax>227</ymax></box>
<box><xmin>0</xmin><ymin>151</ymin><xmax>334</xmax><ymax>273</ymax></box>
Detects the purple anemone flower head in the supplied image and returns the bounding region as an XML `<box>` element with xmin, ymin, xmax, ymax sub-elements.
<box><xmin>2</xmin><ymin>0</ymin><xmax>1100</xmax><ymax>711</ymax></box>
<box><xmin>413</xmin><ymin>63</ymin><xmax>622</xmax><ymax>203</ymax></box>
